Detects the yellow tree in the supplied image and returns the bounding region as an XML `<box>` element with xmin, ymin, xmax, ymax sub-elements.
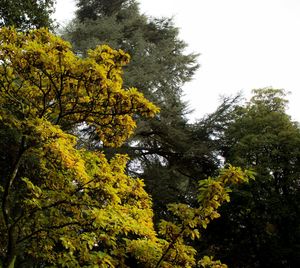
<box><xmin>0</xmin><ymin>27</ymin><xmax>159</xmax><ymax>267</ymax></box>
<box><xmin>0</xmin><ymin>28</ymin><xmax>253</xmax><ymax>268</ymax></box>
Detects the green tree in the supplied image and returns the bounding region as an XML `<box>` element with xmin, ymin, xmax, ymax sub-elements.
<box><xmin>76</xmin><ymin>0</ymin><xmax>130</xmax><ymax>19</ymax></box>
<box><xmin>62</xmin><ymin>0</ymin><xmax>219</xmax><ymax>221</ymax></box>
<box><xmin>203</xmin><ymin>88</ymin><xmax>300</xmax><ymax>267</ymax></box>
<box><xmin>0</xmin><ymin>0</ymin><xmax>56</xmax><ymax>30</ymax></box>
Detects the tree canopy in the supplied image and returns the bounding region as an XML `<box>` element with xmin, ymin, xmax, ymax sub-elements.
<box><xmin>202</xmin><ymin>88</ymin><xmax>300</xmax><ymax>267</ymax></box>
<box><xmin>0</xmin><ymin>0</ymin><xmax>56</xmax><ymax>30</ymax></box>
<box><xmin>0</xmin><ymin>27</ymin><xmax>157</xmax><ymax>267</ymax></box>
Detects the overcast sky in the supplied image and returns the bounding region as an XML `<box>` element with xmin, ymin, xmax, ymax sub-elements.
<box><xmin>54</xmin><ymin>0</ymin><xmax>300</xmax><ymax>122</ymax></box>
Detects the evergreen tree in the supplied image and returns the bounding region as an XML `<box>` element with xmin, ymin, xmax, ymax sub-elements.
<box><xmin>76</xmin><ymin>0</ymin><xmax>130</xmax><ymax>19</ymax></box>
<box><xmin>62</xmin><ymin>0</ymin><xmax>217</xmax><ymax>219</ymax></box>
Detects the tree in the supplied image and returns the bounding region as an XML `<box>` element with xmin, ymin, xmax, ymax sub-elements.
<box><xmin>76</xmin><ymin>0</ymin><xmax>130</xmax><ymax>20</ymax></box>
<box><xmin>0</xmin><ymin>27</ymin><xmax>252</xmax><ymax>268</ymax></box>
<box><xmin>62</xmin><ymin>0</ymin><xmax>218</xmax><ymax>221</ymax></box>
<box><xmin>64</xmin><ymin>0</ymin><xmax>198</xmax><ymax>111</ymax></box>
<box><xmin>0</xmin><ymin>27</ymin><xmax>158</xmax><ymax>267</ymax></box>
<box><xmin>202</xmin><ymin>88</ymin><xmax>300</xmax><ymax>267</ymax></box>
<box><xmin>0</xmin><ymin>0</ymin><xmax>56</xmax><ymax>30</ymax></box>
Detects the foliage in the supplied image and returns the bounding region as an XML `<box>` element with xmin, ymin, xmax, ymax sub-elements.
<box><xmin>154</xmin><ymin>165</ymin><xmax>254</xmax><ymax>268</ymax></box>
<box><xmin>202</xmin><ymin>88</ymin><xmax>300</xmax><ymax>267</ymax></box>
<box><xmin>0</xmin><ymin>27</ymin><xmax>158</xmax><ymax>267</ymax></box>
<box><xmin>76</xmin><ymin>0</ymin><xmax>130</xmax><ymax>20</ymax></box>
<box><xmin>0</xmin><ymin>27</ymin><xmax>158</xmax><ymax>146</ymax></box>
<box><xmin>123</xmin><ymin>165</ymin><xmax>253</xmax><ymax>268</ymax></box>
<box><xmin>0</xmin><ymin>27</ymin><xmax>252</xmax><ymax>268</ymax></box>
<box><xmin>198</xmin><ymin>256</ymin><xmax>228</xmax><ymax>268</ymax></box>
<box><xmin>66</xmin><ymin>0</ymin><xmax>198</xmax><ymax>101</ymax></box>
<box><xmin>0</xmin><ymin>0</ymin><xmax>56</xmax><ymax>30</ymax></box>
<box><xmin>62</xmin><ymin>0</ymin><xmax>218</xmax><ymax>222</ymax></box>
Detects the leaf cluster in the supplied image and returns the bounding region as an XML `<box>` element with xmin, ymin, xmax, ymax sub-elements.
<box><xmin>0</xmin><ymin>0</ymin><xmax>56</xmax><ymax>30</ymax></box>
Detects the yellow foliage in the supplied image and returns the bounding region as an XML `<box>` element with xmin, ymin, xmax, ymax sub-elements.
<box><xmin>198</xmin><ymin>256</ymin><xmax>228</xmax><ymax>268</ymax></box>
<box><xmin>0</xmin><ymin>28</ymin><xmax>159</xmax><ymax>267</ymax></box>
<box><xmin>155</xmin><ymin>165</ymin><xmax>254</xmax><ymax>267</ymax></box>
<box><xmin>0</xmin><ymin>27</ymin><xmax>159</xmax><ymax>147</ymax></box>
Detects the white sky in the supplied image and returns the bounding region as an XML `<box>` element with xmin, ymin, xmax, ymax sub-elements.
<box><xmin>54</xmin><ymin>0</ymin><xmax>300</xmax><ymax>122</ymax></box>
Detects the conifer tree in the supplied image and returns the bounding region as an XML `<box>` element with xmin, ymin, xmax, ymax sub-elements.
<box><xmin>62</xmin><ymin>0</ymin><xmax>220</xmax><ymax>218</ymax></box>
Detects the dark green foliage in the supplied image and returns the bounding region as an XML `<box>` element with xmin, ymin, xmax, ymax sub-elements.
<box><xmin>202</xmin><ymin>88</ymin><xmax>300</xmax><ymax>267</ymax></box>
<box><xmin>0</xmin><ymin>0</ymin><xmax>56</xmax><ymax>30</ymax></box>
<box><xmin>65</xmin><ymin>1</ymin><xmax>198</xmax><ymax>102</ymax></box>
<box><xmin>131</xmin><ymin>109</ymin><xmax>220</xmax><ymax>221</ymax></box>
<box><xmin>76</xmin><ymin>0</ymin><xmax>131</xmax><ymax>20</ymax></box>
